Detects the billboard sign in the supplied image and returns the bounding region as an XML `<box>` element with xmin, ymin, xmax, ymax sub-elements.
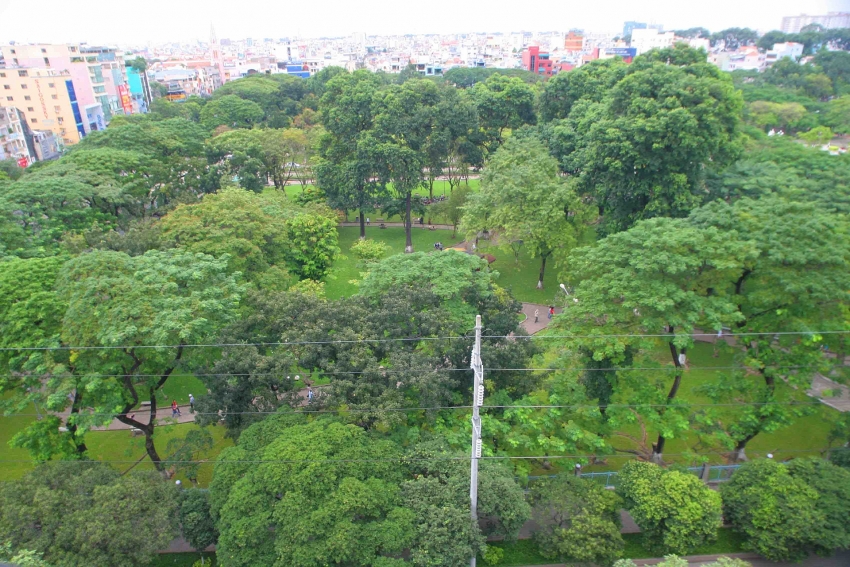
<box><xmin>118</xmin><ymin>84</ymin><xmax>133</xmax><ymax>115</ymax></box>
<box><xmin>605</xmin><ymin>47</ymin><xmax>637</xmax><ymax>58</ymax></box>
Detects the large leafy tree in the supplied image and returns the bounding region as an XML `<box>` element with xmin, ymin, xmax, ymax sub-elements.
<box><xmin>159</xmin><ymin>188</ymin><xmax>338</xmax><ymax>285</ymax></box>
<box><xmin>469</xmin><ymin>74</ymin><xmax>537</xmax><ymax>151</ymax></box>
<box><xmin>557</xmin><ymin>218</ymin><xmax>747</xmax><ymax>461</ymax></box>
<box><xmin>618</xmin><ymin>461</ymin><xmax>721</xmax><ymax>555</ymax></box>
<box><xmin>721</xmin><ymin>459</ymin><xmax>835</xmax><ymax>562</ymax></box>
<box><xmin>462</xmin><ymin>136</ymin><xmax>591</xmax><ymax>289</ymax></box>
<box><xmin>539</xmin><ymin>58</ymin><xmax>628</xmax><ymax>122</ymax></box>
<box><xmin>402</xmin><ymin>438</ymin><xmax>530</xmax><ymax>566</ymax></box>
<box><xmin>689</xmin><ymin>197</ymin><xmax>850</xmax><ymax>460</ymax></box>
<box><xmin>367</xmin><ymin>79</ymin><xmax>451</xmax><ymax>252</ymax></box>
<box><xmin>0</xmin><ymin>461</ymin><xmax>178</xmax><ymax>567</ymax></box>
<box><xmin>315</xmin><ymin>70</ymin><xmax>385</xmax><ymax>239</ymax></box>
<box><xmin>563</xmin><ymin>58</ymin><xmax>742</xmax><ymax>233</ymax></box>
<box><xmin>529</xmin><ymin>475</ymin><xmax>624</xmax><ymax>566</ymax></box>
<box><xmin>207</xmin><ymin>128</ymin><xmax>310</xmax><ymax>191</ymax></box>
<box><xmin>210</xmin><ymin>416</ymin><xmax>414</xmax><ymax>567</ymax></box>
<box><xmin>200</xmin><ymin>95</ymin><xmax>265</xmax><ymax>130</ymax></box>
<box><xmin>50</xmin><ymin>249</ymin><xmax>242</xmax><ymax>470</ymax></box>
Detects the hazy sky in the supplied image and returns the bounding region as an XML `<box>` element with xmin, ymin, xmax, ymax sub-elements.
<box><xmin>0</xmin><ymin>0</ymin><xmax>848</xmax><ymax>46</ymax></box>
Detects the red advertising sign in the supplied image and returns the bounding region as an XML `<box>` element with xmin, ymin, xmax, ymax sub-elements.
<box><xmin>17</xmin><ymin>156</ymin><xmax>29</xmax><ymax>168</ymax></box>
<box><xmin>118</xmin><ymin>84</ymin><xmax>133</xmax><ymax>115</ymax></box>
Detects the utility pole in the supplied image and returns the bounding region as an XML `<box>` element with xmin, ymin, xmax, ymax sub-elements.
<box><xmin>470</xmin><ymin>314</ymin><xmax>483</xmax><ymax>567</ymax></box>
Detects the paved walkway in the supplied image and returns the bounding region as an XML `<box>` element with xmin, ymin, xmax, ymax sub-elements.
<box><xmin>520</xmin><ymin>303</ymin><xmax>560</xmax><ymax>335</ymax></box>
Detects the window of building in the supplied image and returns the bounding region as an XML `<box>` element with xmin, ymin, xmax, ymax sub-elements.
<box><xmin>5</xmin><ymin>96</ymin><xmax>12</xmax><ymax>101</ymax></box>
<box><xmin>93</xmin><ymin>85</ymin><xmax>106</xmax><ymax>93</ymax></box>
<box><xmin>20</xmin><ymin>84</ymin><xmax>27</xmax><ymax>89</ymax></box>
<box><xmin>41</xmin><ymin>48</ymin><xmax>47</xmax><ymax>53</ymax></box>
<box><xmin>17</xmin><ymin>70</ymin><xmax>28</xmax><ymax>77</ymax></box>
<box><xmin>30</xmin><ymin>118</ymin><xmax>37</xmax><ymax>124</ymax></box>
<box><xmin>9</xmin><ymin>49</ymin><xmax>15</xmax><ymax>54</ymax></box>
<box><xmin>70</xmin><ymin>46</ymin><xmax>77</xmax><ymax>52</ymax></box>
<box><xmin>2</xmin><ymin>85</ymin><xmax>9</xmax><ymax>90</ymax></box>
<box><xmin>48</xmin><ymin>82</ymin><xmax>54</xmax><ymax>88</ymax></box>
<box><xmin>58</xmin><ymin>117</ymin><xmax>64</xmax><ymax>125</ymax></box>
<box><xmin>51</xmin><ymin>94</ymin><xmax>57</xmax><ymax>100</ymax></box>
<box><xmin>71</xmin><ymin>57</ymin><xmax>83</xmax><ymax>63</ymax></box>
<box><xmin>54</xmin><ymin>106</ymin><xmax>60</xmax><ymax>113</ymax></box>
<box><xmin>0</xmin><ymin>72</ymin><xmax>5</xmax><ymax>78</ymax></box>
<box><xmin>44</xmin><ymin>58</ymin><xmax>50</xmax><ymax>66</ymax></box>
<box><xmin>24</xmin><ymin>95</ymin><xmax>31</xmax><ymax>100</ymax></box>
<box><xmin>12</xmin><ymin>59</ymin><xmax>17</xmax><ymax>66</ymax></box>
<box><xmin>27</xmin><ymin>107</ymin><xmax>34</xmax><ymax>112</ymax></box>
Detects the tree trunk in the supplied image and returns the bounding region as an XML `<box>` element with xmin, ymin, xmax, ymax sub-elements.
<box><xmin>68</xmin><ymin>387</ymin><xmax>88</xmax><ymax>456</ymax></box>
<box><xmin>537</xmin><ymin>255</ymin><xmax>547</xmax><ymax>289</ymax></box>
<box><xmin>404</xmin><ymin>191</ymin><xmax>413</xmax><ymax>253</ymax></box>
<box><xmin>652</xmin><ymin>335</ymin><xmax>685</xmax><ymax>463</ymax></box>
<box><xmin>359</xmin><ymin>210</ymin><xmax>366</xmax><ymax>240</ymax></box>
<box><xmin>428</xmin><ymin>178</ymin><xmax>434</xmax><ymax>199</ymax></box>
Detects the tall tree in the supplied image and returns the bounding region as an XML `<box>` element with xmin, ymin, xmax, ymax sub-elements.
<box><xmin>462</xmin><ymin>136</ymin><xmax>591</xmax><ymax>289</ymax></box>
<box><xmin>689</xmin><ymin>196</ymin><xmax>850</xmax><ymax>460</ymax></box>
<box><xmin>200</xmin><ymin>95</ymin><xmax>265</xmax><ymax>130</ymax></box>
<box><xmin>316</xmin><ymin>70</ymin><xmax>385</xmax><ymax>239</ymax></box>
<box><xmin>558</xmin><ymin>218</ymin><xmax>747</xmax><ymax>461</ymax></box>
<box><xmin>469</xmin><ymin>74</ymin><xmax>537</xmax><ymax>151</ymax></box>
<box><xmin>563</xmin><ymin>60</ymin><xmax>743</xmax><ymax>233</ymax></box>
<box><xmin>54</xmin><ymin>249</ymin><xmax>242</xmax><ymax>470</ymax></box>
<box><xmin>539</xmin><ymin>58</ymin><xmax>628</xmax><ymax>122</ymax></box>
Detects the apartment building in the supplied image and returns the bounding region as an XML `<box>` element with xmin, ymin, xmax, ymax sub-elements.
<box><xmin>0</xmin><ymin>68</ymin><xmax>87</xmax><ymax>145</ymax></box>
<box><xmin>781</xmin><ymin>12</ymin><xmax>850</xmax><ymax>34</ymax></box>
<box><xmin>0</xmin><ymin>105</ymin><xmax>60</xmax><ymax>165</ymax></box>
<box><xmin>0</xmin><ymin>43</ymin><xmax>129</xmax><ymax>125</ymax></box>
<box><xmin>630</xmin><ymin>28</ymin><xmax>677</xmax><ymax>55</ymax></box>
<box><xmin>522</xmin><ymin>46</ymin><xmax>554</xmax><ymax>77</ymax></box>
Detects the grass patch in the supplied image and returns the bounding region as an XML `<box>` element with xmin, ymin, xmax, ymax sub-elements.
<box><xmin>483</xmin><ymin>528</ymin><xmax>746</xmax><ymax>565</ymax></box>
<box><xmin>622</xmin><ymin>528</ymin><xmax>746</xmax><ymax>559</ymax></box>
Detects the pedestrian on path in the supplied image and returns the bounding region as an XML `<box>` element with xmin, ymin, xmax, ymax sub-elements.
<box><xmin>307</xmin><ymin>387</ymin><xmax>314</xmax><ymax>402</ymax></box>
<box><xmin>171</xmin><ymin>399</ymin><xmax>180</xmax><ymax>417</ymax></box>
<box><xmin>366</xmin><ymin>217</ymin><xmax>370</xmax><ymax>225</ymax></box>
<box><xmin>534</xmin><ymin>308</ymin><xmax>539</xmax><ymax>323</ymax></box>
<box><xmin>189</xmin><ymin>394</ymin><xmax>195</xmax><ymax>414</ymax></box>
<box><xmin>548</xmin><ymin>306</ymin><xmax>554</xmax><ymax>319</ymax></box>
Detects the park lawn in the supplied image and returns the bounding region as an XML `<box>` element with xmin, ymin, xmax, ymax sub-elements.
<box><xmin>283</xmin><ymin>180</ymin><xmax>481</xmax><ymax>225</ymax></box>
<box><xmin>323</xmin><ymin>227</ymin><xmax>464</xmax><ymax>299</ymax></box>
<box><xmin>156</xmin><ymin>374</ymin><xmax>208</xmax><ymax>408</ymax></box>
<box><xmin>0</xmin><ymin>411</ymin><xmax>40</xmax><ymax>480</ymax></box>
<box><xmin>480</xmin><ymin>528</ymin><xmax>746</xmax><ymax>565</ymax></box>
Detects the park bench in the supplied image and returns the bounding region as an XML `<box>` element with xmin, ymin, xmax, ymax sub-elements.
<box><xmin>140</xmin><ymin>400</ymin><xmax>151</xmax><ymax>407</ymax></box>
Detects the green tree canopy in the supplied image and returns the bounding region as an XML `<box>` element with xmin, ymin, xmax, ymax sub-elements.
<box><xmin>200</xmin><ymin>95</ymin><xmax>265</xmax><ymax>130</ymax></box>
<box><xmin>618</xmin><ymin>461</ymin><xmax>722</xmax><ymax>555</ymax></box>
<box><xmin>0</xmin><ymin>461</ymin><xmax>178</xmax><ymax>567</ymax></box>
<box><xmin>529</xmin><ymin>475</ymin><xmax>624</xmax><ymax>566</ymax></box>
<box><xmin>462</xmin><ymin>136</ymin><xmax>591</xmax><ymax>289</ymax></box>
<box><xmin>539</xmin><ymin>58</ymin><xmax>628</xmax><ymax>121</ymax></box>
<box><xmin>210</xmin><ymin>416</ymin><xmax>414</xmax><ymax>567</ymax></box>
<box><xmin>721</xmin><ymin>459</ymin><xmax>832</xmax><ymax>561</ymax></box>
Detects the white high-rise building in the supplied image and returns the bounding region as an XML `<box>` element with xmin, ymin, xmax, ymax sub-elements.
<box><xmin>630</xmin><ymin>28</ymin><xmax>676</xmax><ymax>55</ymax></box>
<box><xmin>781</xmin><ymin>12</ymin><xmax>850</xmax><ymax>34</ymax></box>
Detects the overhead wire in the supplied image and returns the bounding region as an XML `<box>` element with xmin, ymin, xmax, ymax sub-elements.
<box><xmin>0</xmin><ymin>448</ymin><xmax>829</xmax><ymax>465</ymax></box>
<box><xmin>0</xmin><ymin>329</ymin><xmax>848</xmax><ymax>351</ymax></box>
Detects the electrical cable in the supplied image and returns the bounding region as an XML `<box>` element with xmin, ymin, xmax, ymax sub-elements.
<box><xmin>1</xmin><ymin>329</ymin><xmax>848</xmax><ymax>351</ymax></box>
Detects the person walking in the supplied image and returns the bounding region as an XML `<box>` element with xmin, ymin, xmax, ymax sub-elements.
<box><xmin>366</xmin><ymin>217</ymin><xmax>370</xmax><ymax>225</ymax></box>
<box><xmin>188</xmin><ymin>394</ymin><xmax>195</xmax><ymax>414</ymax></box>
<box><xmin>548</xmin><ymin>306</ymin><xmax>554</xmax><ymax>320</ymax></box>
<box><xmin>171</xmin><ymin>399</ymin><xmax>180</xmax><ymax>417</ymax></box>
<box><xmin>534</xmin><ymin>308</ymin><xmax>539</xmax><ymax>323</ymax></box>
<box><xmin>307</xmin><ymin>387</ymin><xmax>314</xmax><ymax>402</ymax></box>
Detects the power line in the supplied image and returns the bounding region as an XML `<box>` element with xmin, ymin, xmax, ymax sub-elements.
<box><xmin>0</xmin><ymin>448</ymin><xmax>828</xmax><ymax>465</ymax></box>
<box><xmin>485</xmin><ymin>330</ymin><xmax>850</xmax><ymax>340</ymax></box>
<box><xmin>1</xmin><ymin>329</ymin><xmax>848</xmax><ymax>352</ymax></box>
<box><xmin>0</xmin><ymin>363</ymin><xmax>835</xmax><ymax>380</ymax></box>
<box><xmin>2</xmin><ymin>400</ymin><xmax>829</xmax><ymax>419</ymax></box>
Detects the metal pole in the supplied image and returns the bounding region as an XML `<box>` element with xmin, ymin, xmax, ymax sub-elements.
<box><xmin>470</xmin><ymin>314</ymin><xmax>483</xmax><ymax>567</ymax></box>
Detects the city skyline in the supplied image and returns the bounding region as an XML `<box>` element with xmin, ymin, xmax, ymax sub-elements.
<box><xmin>0</xmin><ymin>0</ymin><xmax>848</xmax><ymax>46</ymax></box>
